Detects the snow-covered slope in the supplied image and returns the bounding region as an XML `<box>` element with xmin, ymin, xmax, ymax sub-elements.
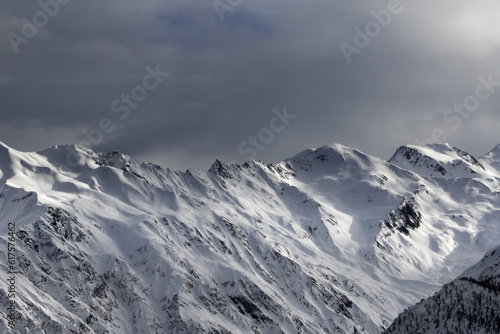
<box><xmin>0</xmin><ymin>141</ymin><xmax>500</xmax><ymax>333</ymax></box>
<box><xmin>388</xmin><ymin>143</ymin><xmax>486</xmax><ymax>178</ymax></box>
<box><xmin>383</xmin><ymin>244</ymin><xmax>500</xmax><ymax>334</ymax></box>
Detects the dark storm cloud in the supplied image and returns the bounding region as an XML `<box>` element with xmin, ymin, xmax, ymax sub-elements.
<box><xmin>1</xmin><ymin>0</ymin><xmax>499</xmax><ymax>170</ymax></box>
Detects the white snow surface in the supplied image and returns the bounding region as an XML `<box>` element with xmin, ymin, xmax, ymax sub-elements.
<box><xmin>384</xmin><ymin>237</ymin><xmax>500</xmax><ymax>333</ymax></box>
<box><xmin>0</xmin><ymin>141</ymin><xmax>499</xmax><ymax>333</ymax></box>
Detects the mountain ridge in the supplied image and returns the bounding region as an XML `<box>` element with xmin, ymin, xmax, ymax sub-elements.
<box><xmin>1</xmin><ymin>141</ymin><xmax>500</xmax><ymax>333</ymax></box>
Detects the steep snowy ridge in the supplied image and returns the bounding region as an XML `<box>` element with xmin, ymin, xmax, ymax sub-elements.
<box><xmin>1</xmin><ymin>141</ymin><xmax>500</xmax><ymax>333</ymax></box>
<box><xmin>461</xmin><ymin>245</ymin><xmax>500</xmax><ymax>281</ymax></box>
<box><xmin>388</xmin><ymin>143</ymin><xmax>487</xmax><ymax>178</ymax></box>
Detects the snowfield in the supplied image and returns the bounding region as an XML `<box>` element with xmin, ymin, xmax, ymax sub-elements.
<box><xmin>1</xmin><ymin>141</ymin><xmax>500</xmax><ymax>333</ymax></box>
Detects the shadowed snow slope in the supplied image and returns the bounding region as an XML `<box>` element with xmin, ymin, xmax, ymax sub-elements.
<box><xmin>1</xmin><ymin>141</ymin><xmax>500</xmax><ymax>333</ymax></box>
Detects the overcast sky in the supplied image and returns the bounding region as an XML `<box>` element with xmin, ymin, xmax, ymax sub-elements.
<box><xmin>1</xmin><ymin>0</ymin><xmax>500</xmax><ymax>171</ymax></box>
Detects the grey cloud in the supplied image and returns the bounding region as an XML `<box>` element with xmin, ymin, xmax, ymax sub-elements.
<box><xmin>1</xmin><ymin>0</ymin><xmax>499</xmax><ymax>170</ymax></box>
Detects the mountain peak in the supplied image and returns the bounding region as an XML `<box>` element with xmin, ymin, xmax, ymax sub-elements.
<box><xmin>35</xmin><ymin>144</ymin><xmax>101</xmax><ymax>169</ymax></box>
<box><xmin>491</xmin><ymin>143</ymin><xmax>500</xmax><ymax>153</ymax></box>
<box><xmin>287</xmin><ymin>143</ymin><xmax>356</xmax><ymax>163</ymax></box>
<box><xmin>389</xmin><ymin>144</ymin><xmax>484</xmax><ymax>178</ymax></box>
<box><xmin>97</xmin><ymin>150</ymin><xmax>138</xmax><ymax>171</ymax></box>
<box><xmin>209</xmin><ymin>159</ymin><xmax>233</xmax><ymax>178</ymax></box>
<box><xmin>482</xmin><ymin>144</ymin><xmax>500</xmax><ymax>161</ymax></box>
<box><xmin>426</xmin><ymin>142</ymin><xmax>453</xmax><ymax>153</ymax></box>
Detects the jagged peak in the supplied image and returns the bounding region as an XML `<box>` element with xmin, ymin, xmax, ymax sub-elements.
<box><xmin>209</xmin><ymin>159</ymin><xmax>233</xmax><ymax>179</ymax></box>
<box><xmin>388</xmin><ymin>145</ymin><xmax>434</xmax><ymax>163</ymax></box>
<box><xmin>96</xmin><ymin>150</ymin><xmax>138</xmax><ymax>171</ymax></box>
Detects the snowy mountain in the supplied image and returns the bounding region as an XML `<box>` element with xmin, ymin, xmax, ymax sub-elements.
<box><xmin>388</xmin><ymin>143</ymin><xmax>487</xmax><ymax>178</ymax></box>
<box><xmin>1</xmin><ymin>141</ymin><xmax>500</xmax><ymax>333</ymax></box>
